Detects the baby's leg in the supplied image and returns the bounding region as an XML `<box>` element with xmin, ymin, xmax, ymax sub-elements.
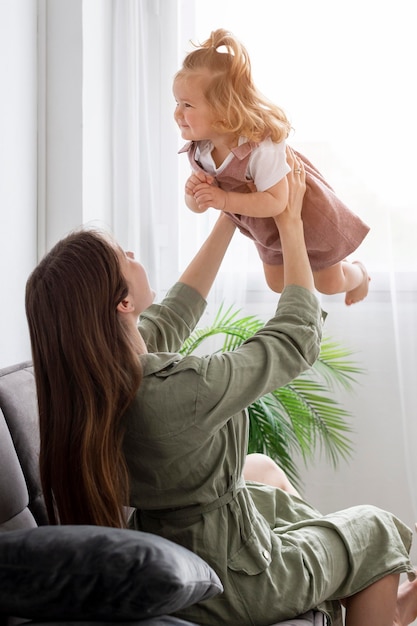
<box><xmin>263</xmin><ymin>263</ymin><xmax>285</xmax><ymax>293</ymax></box>
<box><xmin>313</xmin><ymin>260</ymin><xmax>370</xmax><ymax>305</ymax></box>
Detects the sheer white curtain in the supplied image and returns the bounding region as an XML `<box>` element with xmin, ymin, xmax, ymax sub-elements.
<box><xmin>81</xmin><ymin>0</ymin><xmax>417</xmax><ymax>560</ymax></box>
<box><xmin>111</xmin><ymin>0</ymin><xmax>159</xmax><ymax>289</ymax></box>
<box><xmin>40</xmin><ymin>2</ymin><xmax>417</xmax><ymax>525</ymax></box>
<box><xmin>83</xmin><ymin>0</ymin><xmax>187</xmax><ymax>295</ymax></box>
<box><xmin>108</xmin><ymin>0</ymin><xmax>250</xmax><ymax>305</ymax></box>
<box><xmin>180</xmin><ymin>0</ymin><xmax>417</xmax><ymax>562</ymax></box>
<box><xmin>107</xmin><ymin>3</ymin><xmax>417</xmax><ymax>510</ymax></box>
<box><xmin>84</xmin><ymin>0</ymin><xmax>252</xmax><ymax>306</ymax></box>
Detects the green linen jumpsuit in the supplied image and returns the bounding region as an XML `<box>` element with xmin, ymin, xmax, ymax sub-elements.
<box><xmin>123</xmin><ymin>282</ymin><xmax>414</xmax><ymax>626</ymax></box>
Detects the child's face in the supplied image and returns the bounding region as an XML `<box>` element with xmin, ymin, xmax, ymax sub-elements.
<box><xmin>173</xmin><ymin>73</ymin><xmax>218</xmax><ymax>142</ymax></box>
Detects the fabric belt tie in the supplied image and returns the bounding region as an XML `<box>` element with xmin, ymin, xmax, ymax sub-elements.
<box><xmin>139</xmin><ymin>488</ymin><xmax>238</xmax><ymax>521</ymax></box>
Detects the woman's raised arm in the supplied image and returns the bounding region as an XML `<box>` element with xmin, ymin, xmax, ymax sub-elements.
<box><xmin>274</xmin><ymin>148</ymin><xmax>315</xmax><ymax>294</ymax></box>
<box><xmin>178</xmin><ymin>212</ymin><xmax>236</xmax><ymax>299</ymax></box>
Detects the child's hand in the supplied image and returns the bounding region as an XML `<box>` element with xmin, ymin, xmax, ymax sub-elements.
<box><xmin>185</xmin><ymin>171</ymin><xmax>213</xmax><ymax>197</ymax></box>
<box><xmin>185</xmin><ymin>170</ymin><xmax>228</xmax><ymax>212</ymax></box>
<box><xmin>185</xmin><ymin>171</ymin><xmax>215</xmax><ymax>213</ymax></box>
<box><xmin>192</xmin><ymin>182</ymin><xmax>227</xmax><ymax>212</ymax></box>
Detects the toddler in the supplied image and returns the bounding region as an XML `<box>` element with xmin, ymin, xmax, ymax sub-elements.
<box><xmin>174</xmin><ymin>28</ymin><xmax>370</xmax><ymax>305</ymax></box>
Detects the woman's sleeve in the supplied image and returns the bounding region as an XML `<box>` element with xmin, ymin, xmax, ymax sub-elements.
<box><xmin>138</xmin><ymin>282</ymin><xmax>207</xmax><ymax>353</ymax></box>
<box><xmin>191</xmin><ymin>285</ymin><xmax>326</xmax><ymax>432</ymax></box>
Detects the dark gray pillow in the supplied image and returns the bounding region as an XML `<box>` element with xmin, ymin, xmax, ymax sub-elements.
<box><xmin>0</xmin><ymin>525</ymin><xmax>222</xmax><ymax>621</ymax></box>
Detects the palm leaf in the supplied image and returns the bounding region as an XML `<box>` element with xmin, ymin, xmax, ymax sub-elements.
<box><xmin>314</xmin><ymin>338</ymin><xmax>365</xmax><ymax>391</ymax></box>
<box><xmin>180</xmin><ymin>305</ymin><xmax>263</xmax><ymax>355</ymax></box>
<box><xmin>180</xmin><ymin>304</ymin><xmax>362</xmax><ymax>488</ymax></box>
<box><xmin>247</xmin><ymin>396</ymin><xmax>301</xmax><ymax>486</ymax></box>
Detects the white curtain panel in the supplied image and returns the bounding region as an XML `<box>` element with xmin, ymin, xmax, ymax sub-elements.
<box><xmin>108</xmin><ymin>0</ymin><xmax>417</xmax><ymax>548</ymax></box>
<box><xmin>110</xmin><ymin>0</ymin><xmax>250</xmax><ymax>303</ymax></box>
<box><xmin>184</xmin><ymin>0</ymin><xmax>417</xmax><ymax>546</ymax></box>
<box><xmin>111</xmin><ymin>0</ymin><xmax>159</xmax><ymax>289</ymax></box>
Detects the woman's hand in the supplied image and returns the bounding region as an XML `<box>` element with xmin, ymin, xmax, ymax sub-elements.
<box><xmin>273</xmin><ymin>147</ymin><xmax>315</xmax><ymax>293</ymax></box>
<box><xmin>275</xmin><ymin>147</ymin><xmax>306</xmax><ymax>227</ymax></box>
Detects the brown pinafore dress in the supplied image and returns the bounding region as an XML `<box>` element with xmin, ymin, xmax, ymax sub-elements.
<box><xmin>180</xmin><ymin>141</ymin><xmax>370</xmax><ymax>271</ymax></box>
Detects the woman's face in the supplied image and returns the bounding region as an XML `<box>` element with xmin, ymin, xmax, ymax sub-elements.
<box><xmin>119</xmin><ymin>250</ymin><xmax>156</xmax><ymax>315</ymax></box>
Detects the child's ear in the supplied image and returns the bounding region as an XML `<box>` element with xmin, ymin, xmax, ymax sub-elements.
<box><xmin>116</xmin><ymin>297</ymin><xmax>134</xmax><ymax>314</ymax></box>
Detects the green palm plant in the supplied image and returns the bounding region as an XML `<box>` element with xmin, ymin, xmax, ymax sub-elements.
<box><xmin>180</xmin><ymin>304</ymin><xmax>363</xmax><ymax>489</ymax></box>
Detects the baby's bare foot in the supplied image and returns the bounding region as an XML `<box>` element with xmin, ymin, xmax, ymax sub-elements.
<box><xmin>345</xmin><ymin>261</ymin><xmax>370</xmax><ymax>305</ymax></box>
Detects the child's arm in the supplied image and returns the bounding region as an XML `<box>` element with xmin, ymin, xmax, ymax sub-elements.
<box><xmin>190</xmin><ymin>176</ymin><xmax>289</xmax><ymax>217</ymax></box>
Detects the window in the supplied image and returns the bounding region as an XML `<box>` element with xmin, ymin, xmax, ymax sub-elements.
<box><xmin>175</xmin><ymin>0</ymin><xmax>416</xmax><ymax>281</ymax></box>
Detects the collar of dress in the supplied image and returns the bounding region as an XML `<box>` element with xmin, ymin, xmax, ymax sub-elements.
<box><xmin>178</xmin><ymin>139</ymin><xmax>259</xmax><ymax>160</ymax></box>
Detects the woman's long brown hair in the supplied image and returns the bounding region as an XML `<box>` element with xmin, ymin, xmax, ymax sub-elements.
<box><xmin>175</xmin><ymin>28</ymin><xmax>292</xmax><ymax>143</ymax></box>
<box><xmin>25</xmin><ymin>229</ymin><xmax>142</xmax><ymax>527</ymax></box>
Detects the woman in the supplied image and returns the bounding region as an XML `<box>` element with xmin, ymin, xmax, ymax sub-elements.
<box><xmin>25</xmin><ymin>151</ymin><xmax>417</xmax><ymax>626</ymax></box>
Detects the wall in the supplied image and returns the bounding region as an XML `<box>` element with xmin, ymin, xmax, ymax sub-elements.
<box><xmin>0</xmin><ymin>0</ymin><xmax>85</xmax><ymax>368</ymax></box>
<box><xmin>0</xmin><ymin>0</ymin><xmax>38</xmax><ymax>367</ymax></box>
<box><xmin>0</xmin><ymin>0</ymin><xmax>111</xmax><ymax>368</ymax></box>
<box><xmin>300</xmin><ymin>288</ymin><xmax>417</xmax><ymax>566</ymax></box>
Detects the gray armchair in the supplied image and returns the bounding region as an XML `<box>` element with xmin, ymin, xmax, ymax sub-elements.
<box><xmin>0</xmin><ymin>362</ymin><xmax>327</xmax><ymax>626</ymax></box>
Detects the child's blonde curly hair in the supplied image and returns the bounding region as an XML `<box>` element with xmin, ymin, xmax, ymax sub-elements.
<box><xmin>175</xmin><ymin>28</ymin><xmax>291</xmax><ymax>144</ymax></box>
